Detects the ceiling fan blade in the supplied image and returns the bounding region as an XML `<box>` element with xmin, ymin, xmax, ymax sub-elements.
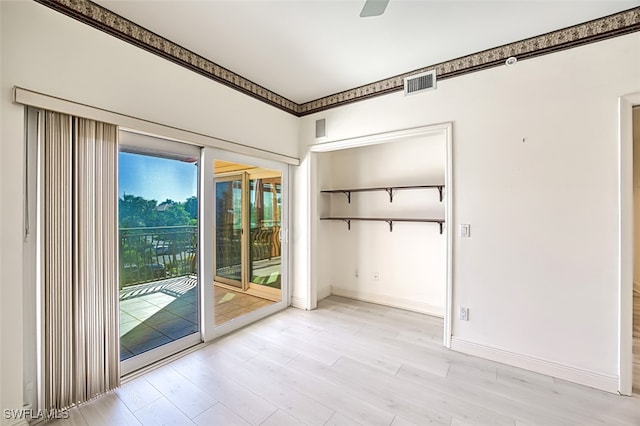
<box><xmin>360</xmin><ymin>0</ymin><xmax>390</xmax><ymax>17</ymax></box>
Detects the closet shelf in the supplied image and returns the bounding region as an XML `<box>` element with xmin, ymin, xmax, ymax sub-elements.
<box><xmin>320</xmin><ymin>217</ymin><xmax>444</xmax><ymax>233</ymax></box>
<box><xmin>321</xmin><ymin>185</ymin><xmax>444</xmax><ymax>203</ymax></box>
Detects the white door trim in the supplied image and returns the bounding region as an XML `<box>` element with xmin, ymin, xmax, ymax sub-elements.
<box><xmin>309</xmin><ymin>122</ymin><xmax>454</xmax><ymax>348</ymax></box>
<box><xmin>618</xmin><ymin>92</ymin><xmax>640</xmax><ymax>395</ymax></box>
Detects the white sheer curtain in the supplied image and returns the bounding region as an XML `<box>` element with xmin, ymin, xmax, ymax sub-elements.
<box><xmin>43</xmin><ymin>111</ymin><xmax>119</xmax><ymax>409</ymax></box>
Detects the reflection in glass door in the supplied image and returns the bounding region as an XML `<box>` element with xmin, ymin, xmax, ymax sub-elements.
<box><xmin>215</xmin><ymin>174</ymin><xmax>245</xmax><ymax>288</ymax></box>
<box><xmin>213</xmin><ymin>162</ymin><xmax>282</xmax><ymax>326</ymax></box>
<box><xmin>118</xmin><ymin>133</ymin><xmax>201</xmax><ymax>374</ymax></box>
<box><xmin>249</xmin><ymin>177</ymin><xmax>282</xmax><ymax>295</ymax></box>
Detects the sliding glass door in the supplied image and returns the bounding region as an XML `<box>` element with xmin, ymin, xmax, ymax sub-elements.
<box><xmin>211</xmin><ymin>162</ymin><xmax>284</xmax><ymax>326</ymax></box>
<box><xmin>117</xmin><ymin>138</ymin><xmax>290</xmax><ymax>372</ymax></box>
<box><xmin>119</xmin><ymin>132</ymin><xmax>201</xmax><ymax>374</ymax></box>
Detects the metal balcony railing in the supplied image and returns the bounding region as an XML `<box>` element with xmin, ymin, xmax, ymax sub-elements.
<box><xmin>120</xmin><ymin>224</ymin><xmax>281</xmax><ymax>289</ymax></box>
<box><xmin>119</xmin><ymin>226</ymin><xmax>197</xmax><ymax>289</ymax></box>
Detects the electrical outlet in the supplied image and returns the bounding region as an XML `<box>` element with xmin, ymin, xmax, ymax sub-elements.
<box><xmin>460</xmin><ymin>224</ymin><xmax>471</xmax><ymax>238</ymax></box>
<box><xmin>459</xmin><ymin>306</ymin><xmax>469</xmax><ymax>321</ymax></box>
<box><xmin>373</xmin><ymin>272</ymin><xmax>379</xmax><ymax>281</ymax></box>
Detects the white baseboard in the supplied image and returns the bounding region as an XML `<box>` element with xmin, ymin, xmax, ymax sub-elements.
<box><xmin>450</xmin><ymin>337</ymin><xmax>620</xmax><ymax>394</ymax></box>
<box><xmin>317</xmin><ymin>285</ymin><xmax>331</xmax><ymax>301</ymax></box>
<box><xmin>330</xmin><ymin>286</ymin><xmax>444</xmax><ymax>317</ymax></box>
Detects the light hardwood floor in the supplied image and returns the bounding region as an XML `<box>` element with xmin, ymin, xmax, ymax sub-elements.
<box><xmin>53</xmin><ymin>296</ymin><xmax>640</xmax><ymax>426</ymax></box>
<box><xmin>213</xmin><ymin>285</ymin><xmax>275</xmax><ymax>325</ymax></box>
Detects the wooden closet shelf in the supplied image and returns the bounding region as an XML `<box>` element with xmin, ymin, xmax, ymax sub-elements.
<box><xmin>320</xmin><ymin>217</ymin><xmax>444</xmax><ymax>233</ymax></box>
<box><xmin>321</xmin><ymin>185</ymin><xmax>444</xmax><ymax>202</ymax></box>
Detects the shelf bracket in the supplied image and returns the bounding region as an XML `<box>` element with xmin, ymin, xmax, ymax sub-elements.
<box><xmin>385</xmin><ymin>220</ymin><xmax>394</xmax><ymax>232</ymax></box>
<box><xmin>385</xmin><ymin>188</ymin><xmax>394</xmax><ymax>202</ymax></box>
<box><xmin>341</xmin><ymin>219</ymin><xmax>351</xmax><ymax>230</ymax></box>
<box><xmin>439</xmin><ymin>222</ymin><xmax>444</xmax><ymax>234</ymax></box>
<box><xmin>341</xmin><ymin>191</ymin><xmax>351</xmax><ymax>203</ymax></box>
<box><xmin>438</xmin><ymin>186</ymin><xmax>444</xmax><ymax>202</ymax></box>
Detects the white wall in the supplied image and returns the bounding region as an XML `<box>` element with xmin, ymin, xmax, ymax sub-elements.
<box><xmin>299</xmin><ymin>32</ymin><xmax>640</xmax><ymax>390</ymax></box>
<box><xmin>317</xmin><ymin>136</ymin><xmax>446</xmax><ymax>315</ymax></box>
<box><xmin>0</xmin><ymin>1</ymin><xmax>298</xmax><ymax>423</ymax></box>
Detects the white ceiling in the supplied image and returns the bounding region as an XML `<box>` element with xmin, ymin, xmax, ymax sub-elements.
<box><xmin>93</xmin><ymin>0</ymin><xmax>639</xmax><ymax>104</ymax></box>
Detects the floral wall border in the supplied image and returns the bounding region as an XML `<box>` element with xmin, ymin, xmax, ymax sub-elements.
<box><xmin>299</xmin><ymin>6</ymin><xmax>640</xmax><ymax>115</ymax></box>
<box><xmin>34</xmin><ymin>0</ymin><xmax>300</xmax><ymax>114</ymax></box>
<box><xmin>34</xmin><ymin>0</ymin><xmax>640</xmax><ymax>117</ymax></box>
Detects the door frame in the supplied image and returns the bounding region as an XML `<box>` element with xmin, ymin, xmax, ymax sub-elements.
<box><xmin>618</xmin><ymin>92</ymin><xmax>640</xmax><ymax>395</ymax></box>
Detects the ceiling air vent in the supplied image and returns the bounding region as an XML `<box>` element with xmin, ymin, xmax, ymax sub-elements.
<box><xmin>404</xmin><ymin>70</ymin><xmax>436</xmax><ymax>96</ymax></box>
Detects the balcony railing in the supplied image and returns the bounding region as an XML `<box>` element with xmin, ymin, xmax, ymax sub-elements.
<box><xmin>215</xmin><ymin>225</ymin><xmax>281</xmax><ymax>270</ymax></box>
<box><xmin>119</xmin><ymin>226</ymin><xmax>197</xmax><ymax>289</ymax></box>
<box><xmin>120</xmin><ymin>224</ymin><xmax>281</xmax><ymax>289</ymax></box>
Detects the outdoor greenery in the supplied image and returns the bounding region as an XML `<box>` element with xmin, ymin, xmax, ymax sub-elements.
<box><xmin>119</xmin><ymin>194</ymin><xmax>197</xmax><ymax>228</ymax></box>
<box><xmin>119</xmin><ymin>195</ymin><xmax>198</xmax><ymax>288</ymax></box>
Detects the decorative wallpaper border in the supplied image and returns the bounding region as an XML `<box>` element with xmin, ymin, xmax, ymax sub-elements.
<box><xmin>35</xmin><ymin>0</ymin><xmax>640</xmax><ymax>117</ymax></box>
<box><xmin>299</xmin><ymin>6</ymin><xmax>640</xmax><ymax>115</ymax></box>
<box><xmin>34</xmin><ymin>0</ymin><xmax>299</xmax><ymax>114</ymax></box>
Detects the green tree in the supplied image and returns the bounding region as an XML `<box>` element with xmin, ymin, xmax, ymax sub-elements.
<box><xmin>155</xmin><ymin>199</ymin><xmax>192</xmax><ymax>226</ymax></box>
<box><xmin>184</xmin><ymin>196</ymin><xmax>198</xmax><ymax>221</ymax></box>
<box><xmin>120</xmin><ymin>195</ymin><xmax>196</xmax><ymax>228</ymax></box>
<box><xmin>119</xmin><ymin>194</ymin><xmax>158</xmax><ymax>228</ymax></box>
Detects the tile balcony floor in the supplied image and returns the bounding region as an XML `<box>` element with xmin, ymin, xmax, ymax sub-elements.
<box><xmin>120</xmin><ymin>276</ymin><xmax>275</xmax><ymax>360</ymax></box>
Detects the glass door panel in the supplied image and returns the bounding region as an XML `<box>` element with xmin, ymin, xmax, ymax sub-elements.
<box><xmin>215</xmin><ymin>175</ymin><xmax>245</xmax><ymax>288</ymax></box>
<box><xmin>249</xmin><ymin>177</ymin><xmax>282</xmax><ymax>291</ymax></box>
<box><xmin>118</xmin><ymin>145</ymin><xmax>200</xmax><ymax>369</ymax></box>
<box><xmin>212</xmin><ymin>162</ymin><xmax>283</xmax><ymax>327</ymax></box>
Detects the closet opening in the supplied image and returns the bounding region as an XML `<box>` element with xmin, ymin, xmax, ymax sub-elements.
<box><xmin>311</xmin><ymin>123</ymin><xmax>453</xmax><ymax>347</ymax></box>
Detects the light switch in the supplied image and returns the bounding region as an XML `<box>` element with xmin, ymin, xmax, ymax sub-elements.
<box><xmin>460</xmin><ymin>224</ymin><xmax>470</xmax><ymax>238</ymax></box>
